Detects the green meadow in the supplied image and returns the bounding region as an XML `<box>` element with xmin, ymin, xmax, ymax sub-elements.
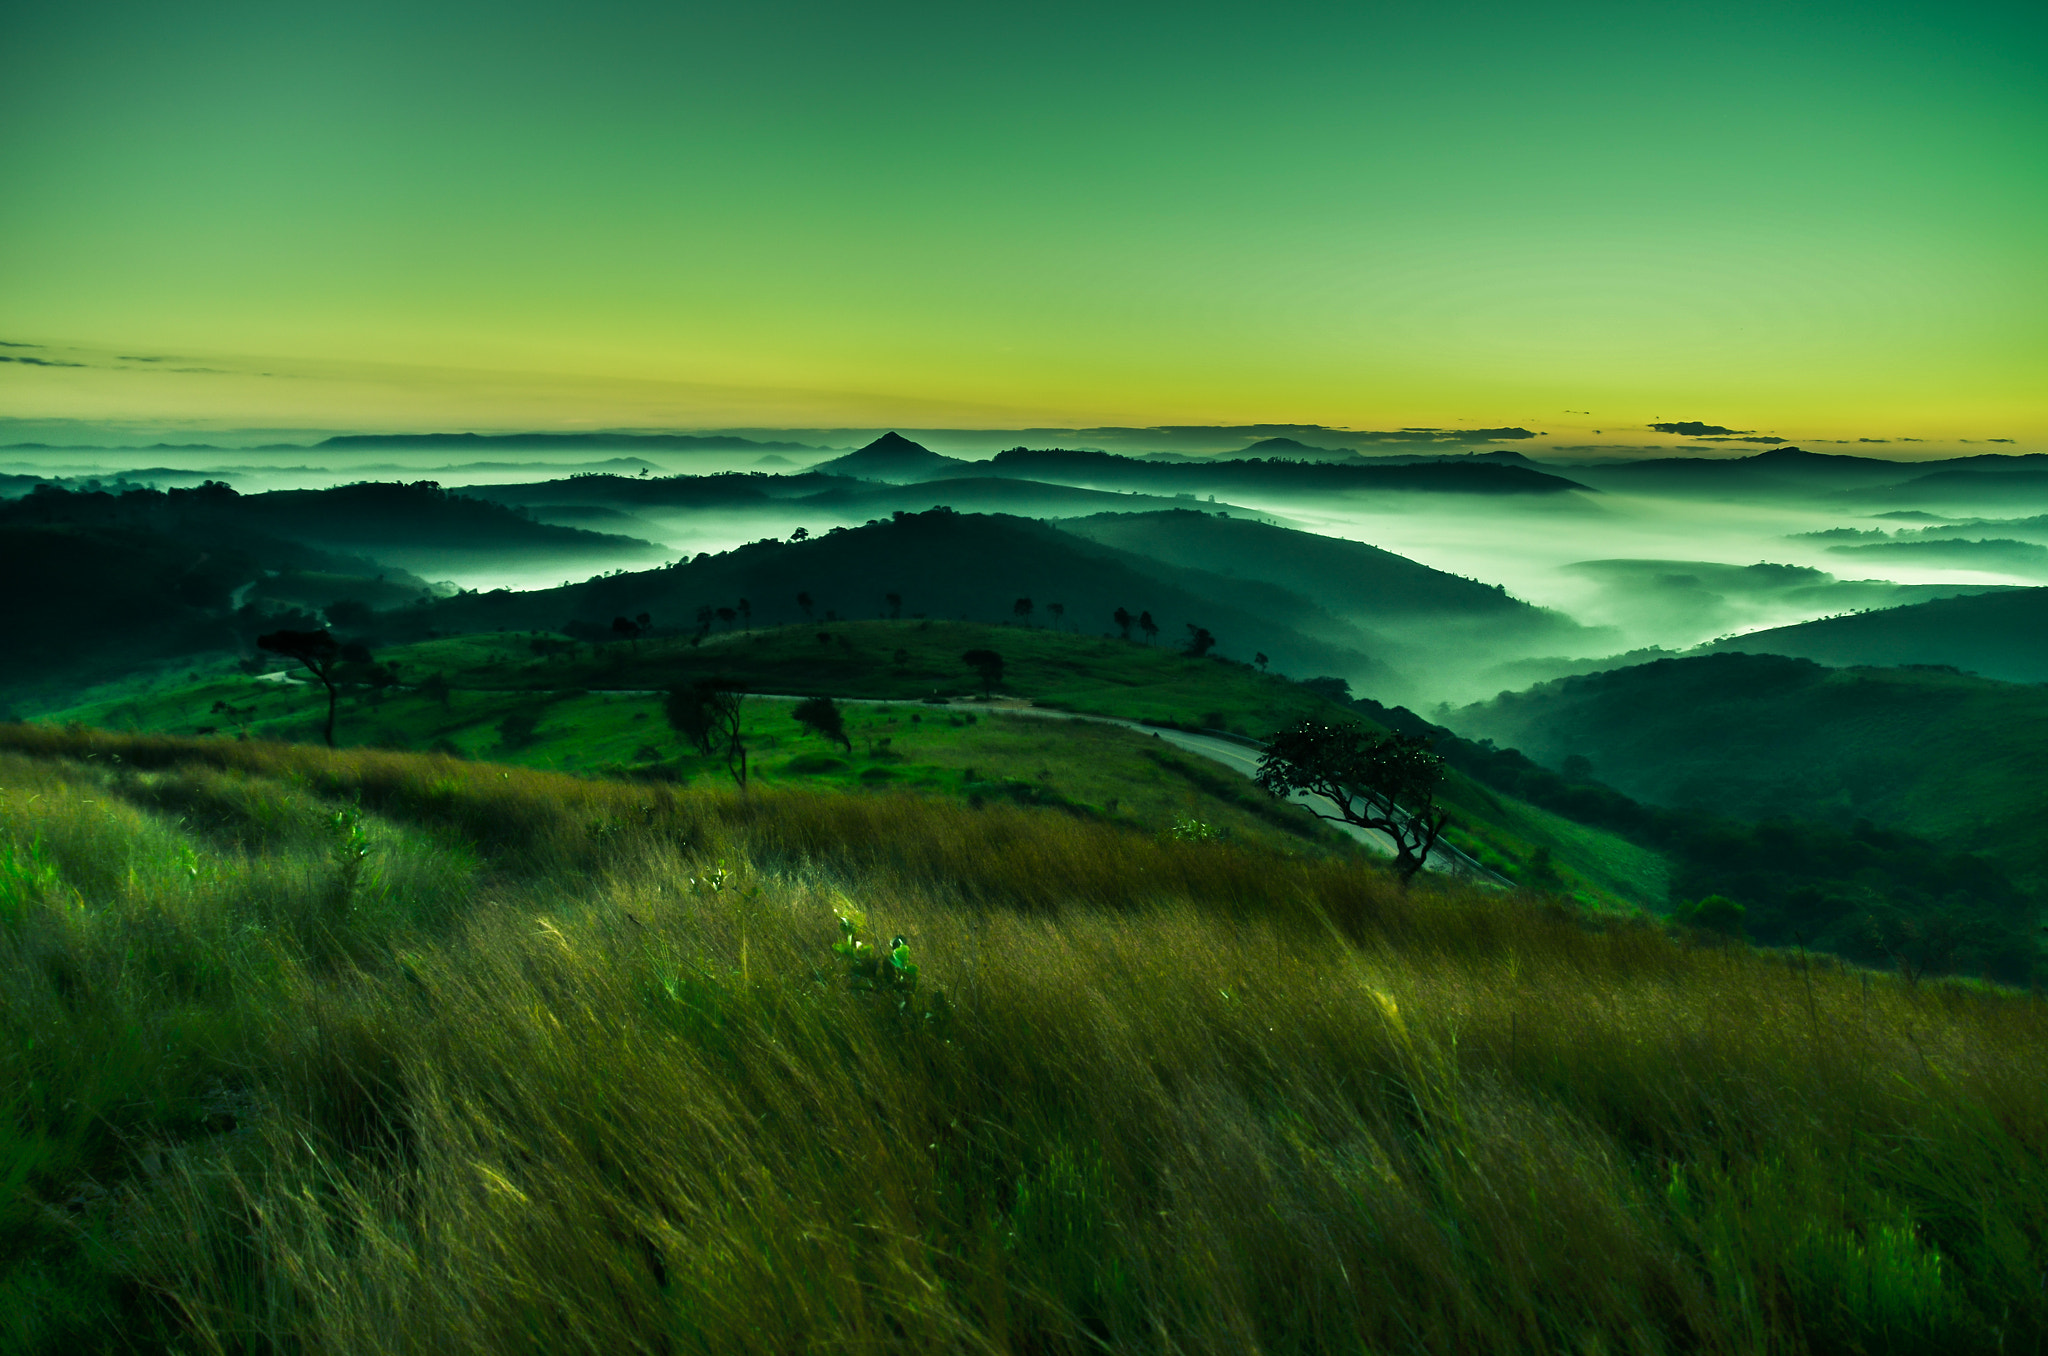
<box><xmin>47</xmin><ymin>621</ymin><xmax>1663</xmax><ymax>910</ymax></box>
<box><xmin>3</xmin><ymin>726</ymin><xmax>2045</xmax><ymax>1354</ymax></box>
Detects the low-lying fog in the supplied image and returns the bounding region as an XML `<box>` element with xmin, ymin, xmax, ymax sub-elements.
<box><xmin>10</xmin><ymin>442</ymin><xmax>2042</xmax><ymax>681</ymax></box>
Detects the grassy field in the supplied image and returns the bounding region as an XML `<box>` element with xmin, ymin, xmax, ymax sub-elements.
<box><xmin>43</xmin><ymin>621</ymin><xmax>1667</xmax><ymax>910</ymax></box>
<box><xmin>2</xmin><ymin>726</ymin><xmax>2044</xmax><ymax>1354</ymax></box>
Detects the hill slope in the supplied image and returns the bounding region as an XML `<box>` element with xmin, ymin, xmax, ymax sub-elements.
<box><xmin>1</xmin><ymin>728</ymin><xmax>2043</xmax><ymax>1354</ymax></box>
<box><xmin>1450</xmin><ymin>651</ymin><xmax>2048</xmax><ymax>876</ymax></box>
<box><xmin>392</xmin><ymin>508</ymin><xmax>1420</xmax><ymax>698</ymax></box>
<box><xmin>1701</xmin><ymin>587</ymin><xmax>2048</xmax><ymax>682</ymax></box>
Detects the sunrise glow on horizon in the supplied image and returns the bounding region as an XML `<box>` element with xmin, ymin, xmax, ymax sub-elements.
<box><xmin>2</xmin><ymin>0</ymin><xmax>2042</xmax><ymax>446</ymax></box>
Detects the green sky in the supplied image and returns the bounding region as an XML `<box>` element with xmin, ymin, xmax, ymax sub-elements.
<box><xmin>1</xmin><ymin>0</ymin><xmax>2042</xmax><ymax>442</ymax></box>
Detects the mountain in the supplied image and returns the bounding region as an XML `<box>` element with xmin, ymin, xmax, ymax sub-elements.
<box><xmin>1698</xmin><ymin>587</ymin><xmax>2048</xmax><ymax>682</ymax></box>
<box><xmin>396</xmin><ymin>508</ymin><xmax>1416</xmax><ymax>698</ymax></box>
<box><xmin>1235</xmin><ymin>437</ymin><xmax>1361</xmax><ymax>462</ymax></box>
<box><xmin>1050</xmin><ymin>509</ymin><xmax>1589</xmax><ymax>671</ymax></box>
<box><xmin>811</xmin><ymin>432</ymin><xmax>973</xmax><ymax>482</ymax></box>
<box><xmin>315</xmin><ymin>430</ymin><xmax>823</xmax><ymax>452</ymax></box>
<box><xmin>1561</xmin><ymin>447</ymin><xmax>1931</xmax><ymax>497</ymax></box>
<box><xmin>1825</xmin><ymin>537</ymin><xmax>2048</xmax><ymax>575</ymax></box>
<box><xmin>1448</xmin><ymin>650</ymin><xmax>2048</xmax><ymax>875</ymax></box>
<box><xmin>984</xmin><ymin>447</ymin><xmax>1588</xmax><ymax>496</ymax></box>
<box><xmin>789</xmin><ymin>476</ymin><xmax>1263</xmax><ymax>519</ymax></box>
<box><xmin>1844</xmin><ymin>468</ymin><xmax>2048</xmax><ymax>511</ymax></box>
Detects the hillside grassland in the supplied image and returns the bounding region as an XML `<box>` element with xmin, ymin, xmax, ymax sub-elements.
<box><xmin>44</xmin><ymin>621</ymin><xmax>1666</xmax><ymax>908</ymax></box>
<box><xmin>2</xmin><ymin>727</ymin><xmax>2044</xmax><ymax>1355</ymax></box>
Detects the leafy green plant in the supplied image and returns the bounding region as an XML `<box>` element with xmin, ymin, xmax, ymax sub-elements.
<box><xmin>831</xmin><ymin>905</ymin><xmax>949</xmax><ymax>1032</ymax></box>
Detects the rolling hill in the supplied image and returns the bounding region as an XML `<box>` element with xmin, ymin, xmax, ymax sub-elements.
<box><xmin>386</xmin><ymin>508</ymin><xmax>1422</xmax><ymax>699</ymax></box>
<box><xmin>1449</xmin><ymin>650</ymin><xmax>2048</xmax><ymax>877</ymax></box>
<box><xmin>1700</xmin><ymin>586</ymin><xmax>2048</xmax><ymax>682</ymax></box>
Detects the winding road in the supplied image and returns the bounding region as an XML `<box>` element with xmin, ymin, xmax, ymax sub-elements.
<box><xmin>752</xmin><ymin>694</ymin><xmax>1509</xmax><ymax>885</ymax></box>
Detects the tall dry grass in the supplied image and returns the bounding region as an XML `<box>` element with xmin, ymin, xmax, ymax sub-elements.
<box><xmin>2</xmin><ymin>725</ymin><xmax>2044</xmax><ymax>1354</ymax></box>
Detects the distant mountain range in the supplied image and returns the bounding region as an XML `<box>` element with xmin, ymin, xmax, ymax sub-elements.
<box><xmin>807</xmin><ymin>433</ymin><xmax>1587</xmax><ymax>495</ymax></box>
<box><xmin>316</xmin><ymin>431</ymin><xmax>825</xmax><ymax>453</ymax></box>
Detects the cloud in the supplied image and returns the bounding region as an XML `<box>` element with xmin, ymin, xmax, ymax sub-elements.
<box><xmin>0</xmin><ymin>354</ymin><xmax>85</xmax><ymax>368</ymax></box>
<box><xmin>1991</xmin><ymin>438</ymin><xmax>2015</xmax><ymax>444</ymax></box>
<box><xmin>1649</xmin><ymin>421</ymin><xmax>1748</xmax><ymax>436</ymax></box>
<box><xmin>1690</xmin><ymin>435</ymin><xmax>1788</xmax><ymax>444</ymax></box>
<box><xmin>0</xmin><ymin>340</ymin><xmax>44</xmax><ymax>348</ymax></box>
<box><xmin>118</xmin><ymin>355</ymin><xmax>167</xmax><ymax>363</ymax></box>
<box><xmin>1857</xmin><ymin>438</ymin><xmax>1890</xmax><ymax>443</ymax></box>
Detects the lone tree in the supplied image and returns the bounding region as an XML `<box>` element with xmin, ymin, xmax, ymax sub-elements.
<box><xmin>797</xmin><ymin>592</ymin><xmax>815</xmax><ymax>619</ymax></box>
<box><xmin>1048</xmin><ymin>601</ymin><xmax>1065</xmax><ymax>630</ymax></box>
<box><xmin>610</xmin><ymin>614</ymin><xmax>644</xmax><ymax>650</ymax></box>
<box><xmin>1012</xmin><ymin>597</ymin><xmax>1034</xmax><ymax>626</ymax></box>
<box><xmin>1183</xmin><ymin>624</ymin><xmax>1217</xmax><ymax>658</ymax></box>
<box><xmin>665</xmin><ymin>679</ymin><xmax>751</xmax><ymax>790</ymax></box>
<box><xmin>257</xmin><ymin>628</ymin><xmax>343</xmax><ymax>748</ymax></box>
<box><xmin>791</xmin><ymin>694</ymin><xmax>852</xmax><ymax>752</ymax></box>
<box><xmin>1255</xmin><ymin>721</ymin><xmax>1449</xmax><ymax>883</ymax></box>
<box><xmin>1138</xmin><ymin>611</ymin><xmax>1159</xmax><ymax>645</ymax></box>
<box><xmin>884</xmin><ymin>592</ymin><xmax>903</xmax><ymax>619</ymax></box>
<box><xmin>1113</xmin><ymin>606</ymin><xmax>1134</xmax><ymax>640</ymax></box>
<box><xmin>962</xmin><ymin>648</ymin><xmax>1004</xmax><ymax>698</ymax></box>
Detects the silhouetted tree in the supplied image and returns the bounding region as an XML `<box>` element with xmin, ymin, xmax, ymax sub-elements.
<box><xmin>791</xmin><ymin>695</ymin><xmax>852</xmax><ymax>752</ymax></box>
<box><xmin>665</xmin><ymin>679</ymin><xmax>750</xmax><ymax>790</ymax></box>
<box><xmin>791</xmin><ymin>527</ymin><xmax>809</xmax><ymax>542</ymax></box>
<box><xmin>1138</xmin><ymin>611</ymin><xmax>1158</xmax><ymax>645</ymax></box>
<box><xmin>797</xmin><ymin>591</ymin><xmax>815</xmax><ymax>619</ymax></box>
<box><xmin>1113</xmin><ymin>606</ymin><xmax>1134</xmax><ymax>640</ymax></box>
<box><xmin>1255</xmin><ymin>722</ymin><xmax>1448</xmax><ymax>883</ymax></box>
<box><xmin>418</xmin><ymin>670</ymin><xmax>451</xmax><ymax>710</ymax></box>
<box><xmin>962</xmin><ymin>648</ymin><xmax>1004</xmax><ymax>698</ymax></box>
<box><xmin>1048</xmin><ymin>602</ymin><xmax>1065</xmax><ymax>630</ymax></box>
<box><xmin>1183</xmin><ymin>624</ymin><xmax>1217</xmax><ymax>658</ymax></box>
<box><xmin>257</xmin><ymin>628</ymin><xmax>343</xmax><ymax>748</ymax></box>
<box><xmin>885</xmin><ymin>592</ymin><xmax>903</xmax><ymax>619</ymax></box>
<box><xmin>716</xmin><ymin>606</ymin><xmax>737</xmax><ymax>629</ymax></box>
<box><xmin>611</xmin><ymin>615</ymin><xmax>643</xmax><ymax>650</ymax></box>
<box><xmin>737</xmin><ymin>598</ymin><xmax>752</xmax><ymax>627</ymax></box>
<box><xmin>1255</xmin><ymin>652</ymin><xmax>1269</xmax><ymax>673</ymax></box>
<box><xmin>1013</xmin><ymin>597</ymin><xmax>1034</xmax><ymax>626</ymax></box>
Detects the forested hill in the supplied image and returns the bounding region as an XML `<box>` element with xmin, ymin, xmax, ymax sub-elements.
<box><xmin>397</xmin><ymin>507</ymin><xmax>1410</xmax><ymax>695</ymax></box>
<box><xmin>1700</xmin><ymin>586</ymin><xmax>2048</xmax><ymax>683</ymax></box>
<box><xmin>1053</xmin><ymin>509</ymin><xmax>1574</xmax><ymax>627</ymax></box>
<box><xmin>981</xmin><ymin>447</ymin><xmax>1588</xmax><ymax>495</ymax></box>
<box><xmin>1448</xmin><ymin>651</ymin><xmax>2048</xmax><ymax>876</ymax></box>
<box><xmin>2</xmin><ymin>478</ymin><xmax>662</xmax><ymax>559</ymax></box>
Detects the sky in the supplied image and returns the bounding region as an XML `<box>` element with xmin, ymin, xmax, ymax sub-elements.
<box><xmin>2</xmin><ymin>0</ymin><xmax>2043</xmax><ymax>446</ymax></box>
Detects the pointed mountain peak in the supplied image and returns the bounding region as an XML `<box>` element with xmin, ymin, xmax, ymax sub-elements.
<box><xmin>860</xmin><ymin>431</ymin><xmax>930</xmax><ymax>455</ymax></box>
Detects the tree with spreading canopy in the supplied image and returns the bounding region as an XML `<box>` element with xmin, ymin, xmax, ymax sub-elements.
<box><xmin>1255</xmin><ymin>721</ymin><xmax>1449</xmax><ymax>883</ymax></box>
<box><xmin>664</xmin><ymin>679</ymin><xmax>751</xmax><ymax>790</ymax></box>
<box><xmin>791</xmin><ymin>695</ymin><xmax>852</xmax><ymax>752</ymax></box>
<box><xmin>256</xmin><ymin>628</ymin><xmax>343</xmax><ymax>748</ymax></box>
<box><xmin>1183</xmin><ymin>624</ymin><xmax>1217</xmax><ymax>658</ymax></box>
<box><xmin>1113</xmin><ymin>606</ymin><xmax>1134</xmax><ymax>640</ymax></box>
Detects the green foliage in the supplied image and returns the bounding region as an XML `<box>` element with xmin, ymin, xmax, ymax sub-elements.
<box><xmin>1257</xmin><ymin>719</ymin><xmax>1449</xmax><ymax>879</ymax></box>
<box><xmin>1673</xmin><ymin>893</ymin><xmax>1746</xmax><ymax>937</ymax></box>
<box><xmin>961</xmin><ymin>646</ymin><xmax>1004</xmax><ymax>697</ymax></box>
<box><xmin>789</xmin><ymin>694</ymin><xmax>850</xmax><ymax>751</ymax></box>
<box><xmin>0</xmin><ymin>731</ymin><xmax>2044</xmax><ymax>1353</ymax></box>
